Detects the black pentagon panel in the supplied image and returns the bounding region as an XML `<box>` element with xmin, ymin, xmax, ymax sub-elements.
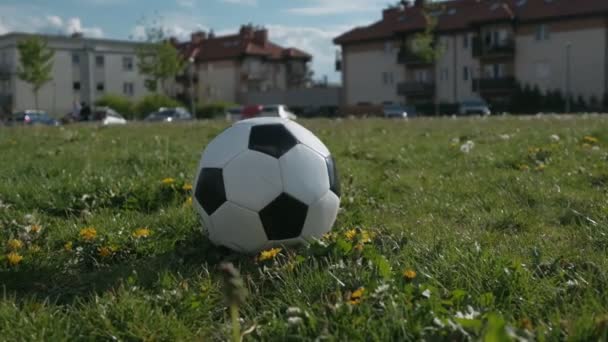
<box><xmin>249</xmin><ymin>124</ymin><xmax>298</xmax><ymax>158</ymax></box>
<box><xmin>326</xmin><ymin>156</ymin><xmax>341</xmax><ymax>197</ymax></box>
<box><xmin>260</xmin><ymin>193</ymin><xmax>308</xmax><ymax>240</ymax></box>
<box><xmin>194</xmin><ymin>168</ymin><xmax>226</xmax><ymax>215</ymax></box>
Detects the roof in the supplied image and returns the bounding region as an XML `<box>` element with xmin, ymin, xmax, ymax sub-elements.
<box><xmin>334</xmin><ymin>0</ymin><xmax>608</xmax><ymax>45</ymax></box>
<box><xmin>178</xmin><ymin>28</ymin><xmax>312</xmax><ymax>63</ymax></box>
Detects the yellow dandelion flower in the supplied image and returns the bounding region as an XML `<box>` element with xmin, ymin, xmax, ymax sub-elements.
<box><xmin>360</xmin><ymin>230</ymin><xmax>372</xmax><ymax>243</ymax></box>
<box><xmin>518</xmin><ymin>164</ymin><xmax>529</xmax><ymax>171</ymax></box>
<box><xmin>7</xmin><ymin>252</ymin><xmax>23</xmax><ymax>266</ymax></box>
<box><xmin>29</xmin><ymin>244</ymin><xmax>41</xmax><ymax>253</ymax></box>
<box><xmin>535</xmin><ymin>164</ymin><xmax>546</xmax><ymax>172</ymax></box>
<box><xmin>349</xmin><ymin>287</ymin><xmax>365</xmax><ymax>305</ymax></box>
<box><xmin>98</xmin><ymin>246</ymin><xmax>112</xmax><ymax>258</ymax></box>
<box><xmin>185</xmin><ymin>196</ymin><xmax>193</xmax><ymax>206</ymax></box>
<box><xmin>582</xmin><ymin>143</ymin><xmax>592</xmax><ymax>149</ymax></box>
<box><xmin>403</xmin><ymin>269</ymin><xmax>417</xmax><ymax>281</ymax></box>
<box><xmin>258</xmin><ymin>247</ymin><xmax>282</xmax><ymax>262</ymax></box>
<box><xmin>322</xmin><ymin>232</ymin><xmax>337</xmax><ymax>241</ymax></box>
<box><xmin>7</xmin><ymin>239</ymin><xmax>23</xmax><ymax>251</ymax></box>
<box><xmin>182</xmin><ymin>183</ymin><xmax>193</xmax><ymax>191</ymax></box>
<box><xmin>354</xmin><ymin>244</ymin><xmax>364</xmax><ymax>252</ymax></box>
<box><xmin>528</xmin><ymin>147</ymin><xmax>540</xmax><ymax>154</ymax></box>
<box><xmin>583</xmin><ymin>136</ymin><xmax>599</xmax><ymax>144</ymax></box>
<box><xmin>79</xmin><ymin>227</ymin><xmax>97</xmax><ymax>241</ymax></box>
<box><xmin>64</xmin><ymin>241</ymin><xmax>73</xmax><ymax>252</ymax></box>
<box><xmin>344</xmin><ymin>229</ymin><xmax>357</xmax><ymax>241</ymax></box>
<box><xmin>30</xmin><ymin>224</ymin><xmax>42</xmax><ymax>233</ymax></box>
<box><xmin>132</xmin><ymin>228</ymin><xmax>151</xmax><ymax>239</ymax></box>
<box><xmin>161</xmin><ymin>178</ymin><xmax>175</xmax><ymax>185</ymax></box>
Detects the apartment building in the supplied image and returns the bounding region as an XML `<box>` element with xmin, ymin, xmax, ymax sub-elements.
<box><xmin>0</xmin><ymin>32</ymin><xmax>154</xmax><ymax>116</ymax></box>
<box><xmin>174</xmin><ymin>25</ymin><xmax>312</xmax><ymax>104</ymax></box>
<box><xmin>334</xmin><ymin>0</ymin><xmax>608</xmax><ymax>110</ymax></box>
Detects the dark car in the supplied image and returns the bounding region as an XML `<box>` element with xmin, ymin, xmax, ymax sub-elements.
<box><xmin>145</xmin><ymin>107</ymin><xmax>193</xmax><ymax>122</ymax></box>
<box><xmin>10</xmin><ymin>110</ymin><xmax>60</xmax><ymax>126</ymax></box>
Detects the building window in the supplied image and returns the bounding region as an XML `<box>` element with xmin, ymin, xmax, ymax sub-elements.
<box><xmin>96</xmin><ymin>55</ymin><xmax>105</xmax><ymax>67</ymax></box>
<box><xmin>463</xmin><ymin>34</ymin><xmax>469</xmax><ymax>49</ymax></box>
<box><xmin>123</xmin><ymin>82</ymin><xmax>134</xmax><ymax>96</ymax></box>
<box><xmin>535</xmin><ymin>24</ymin><xmax>550</xmax><ymax>41</ymax></box>
<box><xmin>382</xmin><ymin>72</ymin><xmax>395</xmax><ymax>85</ymax></box>
<box><xmin>384</xmin><ymin>41</ymin><xmax>393</xmax><ymax>54</ymax></box>
<box><xmin>463</xmin><ymin>66</ymin><xmax>469</xmax><ymax>81</ymax></box>
<box><xmin>414</xmin><ymin>69</ymin><xmax>430</xmax><ymax>82</ymax></box>
<box><xmin>96</xmin><ymin>82</ymin><xmax>105</xmax><ymax>92</ymax></box>
<box><xmin>122</xmin><ymin>56</ymin><xmax>133</xmax><ymax>71</ymax></box>
<box><xmin>73</xmin><ymin>81</ymin><xmax>81</xmax><ymax>91</ymax></box>
<box><xmin>72</xmin><ymin>54</ymin><xmax>80</xmax><ymax>65</ymax></box>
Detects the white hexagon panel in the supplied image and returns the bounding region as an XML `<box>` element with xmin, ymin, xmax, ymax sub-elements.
<box><xmin>200</xmin><ymin>124</ymin><xmax>252</xmax><ymax>168</ymax></box>
<box><xmin>209</xmin><ymin>202</ymin><xmax>268</xmax><ymax>253</ymax></box>
<box><xmin>301</xmin><ymin>191</ymin><xmax>340</xmax><ymax>240</ymax></box>
<box><xmin>279</xmin><ymin>144</ymin><xmax>330</xmax><ymax>205</ymax></box>
<box><xmin>284</xmin><ymin>121</ymin><xmax>331</xmax><ymax>158</ymax></box>
<box><xmin>223</xmin><ymin>150</ymin><xmax>283</xmax><ymax>212</ymax></box>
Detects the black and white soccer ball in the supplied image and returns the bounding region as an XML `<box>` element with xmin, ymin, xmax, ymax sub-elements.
<box><xmin>193</xmin><ymin>117</ymin><xmax>340</xmax><ymax>253</ymax></box>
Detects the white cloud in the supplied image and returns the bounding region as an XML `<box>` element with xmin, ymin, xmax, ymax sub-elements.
<box><xmin>220</xmin><ymin>0</ymin><xmax>257</xmax><ymax>6</ymax></box>
<box><xmin>177</xmin><ymin>0</ymin><xmax>196</xmax><ymax>8</ymax></box>
<box><xmin>287</xmin><ymin>0</ymin><xmax>385</xmax><ymax>16</ymax></box>
<box><xmin>130</xmin><ymin>12</ymin><xmax>208</xmax><ymax>41</ymax></box>
<box><xmin>0</xmin><ymin>5</ymin><xmax>103</xmax><ymax>38</ymax></box>
<box><xmin>266</xmin><ymin>24</ymin><xmax>356</xmax><ymax>82</ymax></box>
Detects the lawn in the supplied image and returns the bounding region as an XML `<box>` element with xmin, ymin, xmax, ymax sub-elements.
<box><xmin>1</xmin><ymin>115</ymin><xmax>607</xmax><ymax>341</ymax></box>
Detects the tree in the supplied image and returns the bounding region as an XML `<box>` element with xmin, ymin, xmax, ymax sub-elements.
<box><xmin>17</xmin><ymin>36</ymin><xmax>54</xmax><ymax>109</ymax></box>
<box><xmin>135</xmin><ymin>26</ymin><xmax>185</xmax><ymax>94</ymax></box>
<box><xmin>408</xmin><ymin>1</ymin><xmax>445</xmax><ymax>115</ymax></box>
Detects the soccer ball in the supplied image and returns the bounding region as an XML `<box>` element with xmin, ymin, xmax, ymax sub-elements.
<box><xmin>193</xmin><ymin>117</ymin><xmax>341</xmax><ymax>253</ymax></box>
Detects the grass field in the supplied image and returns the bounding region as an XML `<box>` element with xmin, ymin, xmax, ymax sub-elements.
<box><xmin>1</xmin><ymin>115</ymin><xmax>608</xmax><ymax>341</ymax></box>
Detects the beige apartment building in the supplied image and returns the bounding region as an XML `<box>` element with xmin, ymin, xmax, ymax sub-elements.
<box><xmin>334</xmin><ymin>0</ymin><xmax>608</xmax><ymax>111</ymax></box>
<box><xmin>0</xmin><ymin>32</ymin><xmax>154</xmax><ymax>116</ymax></box>
<box><xmin>174</xmin><ymin>25</ymin><xmax>312</xmax><ymax>104</ymax></box>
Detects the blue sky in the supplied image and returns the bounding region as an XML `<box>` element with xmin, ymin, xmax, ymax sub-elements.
<box><xmin>0</xmin><ymin>0</ymin><xmax>393</xmax><ymax>82</ymax></box>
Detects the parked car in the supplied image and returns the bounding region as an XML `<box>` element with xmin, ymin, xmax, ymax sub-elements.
<box><xmin>261</xmin><ymin>105</ymin><xmax>297</xmax><ymax>120</ymax></box>
<box><xmin>459</xmin><ymin>100</ymin><xmax>491</xmax><ymax>116</ymax></box>
<box><xmin>383</xmin><ymin>104</ymin><xmax>409</xmax><ymax>119</ymax></box>
<box><xmin>145</xmin><ymin>107</ymin><xmax>193</xmax><ymax>122</ymax></box>
<box><xmin>92</xmin><ymin>107</ymin><xmax>127</xmax><ymax>125</ymax></box>
<box><xmin>9</xmin><ymin>110</ymin><xmax>60</xmax><ymax>126</ymax></box>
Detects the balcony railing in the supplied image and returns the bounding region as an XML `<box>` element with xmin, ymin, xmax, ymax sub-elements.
<box><xmin>397</xmin><ymin>47</ymin><xmax>433</xmax><ymax>66</ymax></box>
<box><xmin>472</xmin><ymin>77</ymin><xmax>516</xmax><ymax>93</ymax></box>
<box><xmin>0</xmin><ymin>64</ymin><xmax>12</xmax><ymax>80</ymax></box>
<box><xmin>397</xmin><ymin>81</ymin><xmax>436</xmax><ymax>96</ymax></box>
<box><xmin>472</xmin><ymin>37</ymin><xmax>515</xmax><ymax>58</ymax></box>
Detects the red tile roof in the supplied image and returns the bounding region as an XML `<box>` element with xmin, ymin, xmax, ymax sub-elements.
<box><xmin>334</xmin><ymin>0</ymin><xmax>608</xmax><ymax>45</ymax></box>
<box><xmin>178</xmin><ymin>28</ymin><xmax>311</xmax><ymax>62</ymax></box>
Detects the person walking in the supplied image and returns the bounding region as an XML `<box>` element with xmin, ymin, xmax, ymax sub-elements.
<box><xmin>80</xmin><ymin>102</ymin><xmax>91</xmax><ymax>122</ymax></box>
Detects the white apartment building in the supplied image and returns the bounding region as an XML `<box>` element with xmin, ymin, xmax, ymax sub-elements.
<box><xmin>0</xmin><ymin>32</ymin><xmax>153</xmax><ymax>116</ymax></box>
<box><xmin>334</xmin><ymin>0</ymin><xmax>608</xmax><ymax>111</ymax></box>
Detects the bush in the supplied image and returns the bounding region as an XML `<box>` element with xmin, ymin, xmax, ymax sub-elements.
<box><xmin>195</xmin><ymin>101</ymin><xmax>237</xmax><ymax>119</ymax></box>
<box><xmin>135</xmin><ymin>94</ymin><xmax>181</xmax><ymax>119</ymax></box>
<box><xmin>95</xmin><ymin>94</ymin><xmax>134</xmax><ymax>119</ymax></box>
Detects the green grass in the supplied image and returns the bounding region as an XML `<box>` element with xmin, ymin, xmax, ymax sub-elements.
<box><xmin>1</xmin><ymin>116</ymin><xmax>608</xmax><ymax>341</ymax></box>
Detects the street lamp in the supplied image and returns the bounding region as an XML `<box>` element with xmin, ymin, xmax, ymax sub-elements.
<box><xmin>188</xmin><ymin>57</ymin><xmax>196</xmax><ymax>118</ymax></box>
<box><xmin>565</xmin><ymin>42</ymin><xmax>572</xmax><ymax>113</ymax></box>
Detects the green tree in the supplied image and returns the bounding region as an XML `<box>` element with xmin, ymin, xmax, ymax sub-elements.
<box><xmin>17</xmin><ymin>36</ymin><xmax>55</xmax><ymax>109</ymax></box>
<box><xmin>136</xmin><ymin>26</ymin><xmax>185</xmax><ymax>94</ymax></box>
<box><xmin>95</xmin><ymin>94</ymin><xmax>134</xmax><ymax>119</ymax></box>
<box><xmin>408</xmin><ymin>1</ymin><xmax>444</xmax><ymax>115</ymax></box>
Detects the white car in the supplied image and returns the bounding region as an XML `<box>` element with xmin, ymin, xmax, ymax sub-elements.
<box><xmin>261</xmin><ymin>105</ymin><xmax>297</xmax><ymax>120</ymax></box>
<box><xmin>383</xmin><ymin>104</ymin><xmax>409</xmax><ymax>119</ymax></box>
<box><xmin>459</xmin><ymin>100</ymin><xmax>491</xmax><ymax>116</ymax></box>
<box><xmin>94</xmin><ymin>107</ymin><xmax>127</xmax><ymax>125</ymax></box>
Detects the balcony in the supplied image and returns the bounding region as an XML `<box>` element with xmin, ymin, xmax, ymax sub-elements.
<box><xmin>397</xmin><ymin>47</ymin><xmax>433</xmax><ymax>66</ymax></box>
<box><xmin>472</xmin><ymin>37</ymin><xmax>515</xmax><ymax>59</ymax></box>
<box><xmin>472</xmin><ymin>77</ymin><xmax>516</xmax><ymax>93</ymax></box>
<box><xmin>397</xmin><ymin>81</ymin><xmax>435</xmax><ymax>96</ymax></box>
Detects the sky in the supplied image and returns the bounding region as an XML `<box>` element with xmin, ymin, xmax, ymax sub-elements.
<box><xmin>0</xmin><ymin>0</ymin><xmax>395</xmax><ymax>82</ymax></box>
